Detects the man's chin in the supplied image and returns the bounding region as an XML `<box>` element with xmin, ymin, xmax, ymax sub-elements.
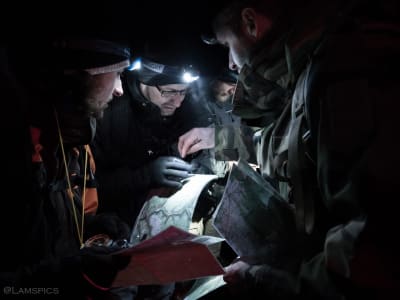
<box><xmin>89</xmin><ymin>109</ymin><xmax>104</xmax><ymax>120</ymax></box>
<box><xmin>94</xmin><ymin>111</ymin><xmax>104</xmax><ymax>119</ymax></box>
<box><xmin>161</xmin><ymin>109</ymin><xmax>175</xmax><ymax>116</ymax></box>
<box><xmin>86</xmin><ymin>102</ymin><xmax>108</xmax><ymax>119</ymax></box>
<box><xmin>93</xmin><ymin>104</ymin><xmax>109</xmax><ymax>119</ymax></box>
<box><xmin>216</xmin><ymin>95</ymin><xmax>231</xmax><ymax>102</ymax></box>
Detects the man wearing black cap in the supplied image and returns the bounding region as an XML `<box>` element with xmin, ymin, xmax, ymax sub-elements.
<box><xmin>1</xmin><ymin>37</ymin><xmax>133</xmax><ymax>299</ymax></box>
<box><xmin>192</xmin><ymin>68</ymin><xmax>242</xmax><ymax>180</ymax></box>
<box><xmin>206</xmin><ymin>68</ymin><xmax>240</xmax><ymax>127</ymax></box>
<box><xmin>91</xmin><ymin>37</ymin><xmax>211</xmax><ymax>300</ymax></box>
<box><xmin>91</xmin><ymin>39</ymin><xmax>209</xmax><ymax>226</ymax></box>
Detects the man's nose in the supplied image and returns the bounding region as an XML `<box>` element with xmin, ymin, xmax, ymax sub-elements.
<box><xmin>113</xmin><ymin>78</ymin><xmax>124</xmax><ymax>97</ymax></box>
<box><xmin>229</xmin><ymin>61</ymin><xmax>239</xmax><ymax>72</ymax></box>
<box><xmin>229</xmin><ymin>53</ymin><xmax>239</xmax><ymax>72</ymax></box>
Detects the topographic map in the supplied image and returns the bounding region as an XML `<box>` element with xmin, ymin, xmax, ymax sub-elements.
<box><xmin>212</xmin><ymin>159</ymin><xmax>296</xmax><ymax>264</ymax></box>
<box><xmin>130</xmin><ymin>174</ymin><xmax>218</xmax><ymax>245</ymax></box>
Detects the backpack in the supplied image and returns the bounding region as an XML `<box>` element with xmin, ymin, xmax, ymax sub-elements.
<box><xmin>285</xmin><ymin>11</ymin><xmax>400</xmax><ymax>235</ymax></box>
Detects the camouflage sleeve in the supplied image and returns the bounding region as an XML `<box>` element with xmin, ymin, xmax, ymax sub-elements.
<box><xmin>302</xmin><ymin>30</ymin><xmax>400</xmax><ymax>297</ymax></box>
<box><xmin>243</xmin><ymin>261</ymin><xmax>343</xmax><ymax>299</ymax></box>
<box><xmin>298</xmin><ymin>252</ymin><xmax>344</xmax><ymax>299</ymax></box>
<box><xmin>241</xmin><ymin>264</ymin><xmax>298</xmax><ymax>299</ymax></box>
<box><xmin>214</xmin><ymin>124</ymin><xmax>257</xmax><ymax>163</ymax></box>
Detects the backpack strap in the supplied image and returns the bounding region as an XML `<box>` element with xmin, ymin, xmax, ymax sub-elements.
<box><xmin>288</xmin><ymin>62</ymin><xmax>315</xmax><ymax>234</ymax></box>
<box><xmin>83</xmin><ymin>145</ymin><xmax>98</xmax><ymax>215</ymax></box>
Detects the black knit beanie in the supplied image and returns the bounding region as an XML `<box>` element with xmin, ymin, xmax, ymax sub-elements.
<box><xmin>130</xmin><ymin>34</ymin><xmax>199</xmax><ymax>86</ymax></box>
<box><xmin>51</xmin><ymin>39</ymin><xmax>131</xmax><ymax>75</ymax></box>
<box><xmin>217</xmin><ymin>68</ymin><xmax>238</xmax><ymax>83</ymax></box>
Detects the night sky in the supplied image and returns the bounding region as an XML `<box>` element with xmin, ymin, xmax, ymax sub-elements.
<box><xmin>5</xmin><ymin>0</ymin><xmax>230</xmax><ymax>77</ymax></box>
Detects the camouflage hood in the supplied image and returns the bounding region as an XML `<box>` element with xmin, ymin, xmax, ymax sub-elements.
<box><xmin>232</xmin><ymin>32</ymin><xmax>322</xmax><ymax>127</ymax></box>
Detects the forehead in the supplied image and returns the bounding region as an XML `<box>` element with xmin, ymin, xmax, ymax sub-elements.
<box><xmin>92</xmin><ymin>71</ymin><xmax>119</xmax><ymax>82</ymax></box>
<box><xmin>158</xmin><ymin>83</ymin><xmax>189</xmax><ymax>90</ymax></box>
<box><xmin>215</xmin><ymin>80</ymin><xmax>236</xmax><ymax>87</ymax></box>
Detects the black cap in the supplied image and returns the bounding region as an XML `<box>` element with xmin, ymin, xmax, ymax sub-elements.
<box><xmin>51</xmin><ymin>38</ymin><xmax>131</xmax><ymax>74</ymax></box>
<box><xmin>135</xmin><ymin>58</ymin><xmax>199</xmax><ymax>86</ymax></box>
<box><xmin>201</xmin><ymin>32</ymin><xmax>219</xmax><ymax>45</ymax></box>
<box><xmin>217</xmin><ymin>68</ymin><xmax>238</xmax><ymax>83</ymax></box>
<box><xmin>130</xmin><ymin>35</ymin><xmax>200</xmax><ymax>86</ymax></box>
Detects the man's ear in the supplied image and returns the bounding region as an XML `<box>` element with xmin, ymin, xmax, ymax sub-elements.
<box><xmin>241</xmin><ymin>8</ymin><xmax>258</xmax><ymax>39</ymax></box>
<box><xmin>241</xmin><ymin>7</ymin><xmax>272</xmax><ymax>40</ymax></box>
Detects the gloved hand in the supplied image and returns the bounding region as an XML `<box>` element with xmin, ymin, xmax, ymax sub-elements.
<box><xmin>148</xmin><ymin>156</ymin><xmax>194</xmax><ymax>189</ymax></box>
<box><xmin>223</xmin><ymin>259</ymin><xmax>252</xmax><ymax>285</ymax></box>
<box><xmin>84</xmin><ymin>213</ymin><xmax>130</xmax><ymax>241</ymax></box>
<box><xmin>80</xmin><ymin>245</ymin><xmax>131</xmax><ymax>288</ymax></box>
<box><xmin>224</xmin><ymin>259</ymin><xmax>297</xmax><ymax>299</ymax></box>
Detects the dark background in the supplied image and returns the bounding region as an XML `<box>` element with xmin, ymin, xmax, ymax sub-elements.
<box><xmin>4</xmin><ymin>0</ymin><xmax>230</xmax><ymax>76</ymax></box>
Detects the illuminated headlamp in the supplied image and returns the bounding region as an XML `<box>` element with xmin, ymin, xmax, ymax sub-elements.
<box><xmin>128</xmin><ymin>57</ymin><xmax>200</xmax><ymax>85</ymax></box>
<box><xmin>182</xmin><ymin>70</ymin><xmax>199</xmax><ymax>83</ymax></box>
<box><xmin>128</xmin><ymin>58</ymin><xmax>142</xmax><ymax>71</ymax></box>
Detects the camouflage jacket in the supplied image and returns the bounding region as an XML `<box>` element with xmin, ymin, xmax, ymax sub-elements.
<box><xmin>214</xmin><ymin>15</ymin><xmax>400</xmax><ymax>300</ymax></box>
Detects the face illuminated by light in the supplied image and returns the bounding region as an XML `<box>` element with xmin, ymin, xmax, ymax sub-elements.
<box><xmin>216</xmin><ymin>27</ymin><xmax>254</xmax><ymax>73</ymax></box>
<box><xmin>212</xmin><ymin>80</ymin><xmax>236</xmax><ymax>102</ymax></box>
<box><xmin>84</xmin><ymin>70</ymin><xmax>124</xmax><ymax>119</ymax></box>
<box><xmin>213</xmin><ymin>6</ymin><xmax>274</xmax><ymax>73</ymax></box>
<box><xmin>141</xmin><ymin>83</ymin><xmax>190</xmax><ymax>116</ymax></box>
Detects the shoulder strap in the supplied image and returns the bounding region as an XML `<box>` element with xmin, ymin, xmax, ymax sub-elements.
<box><xmin>288</xmin><ymin>62</ymin><xmax>315</xmax><ymax>234</ymax></box>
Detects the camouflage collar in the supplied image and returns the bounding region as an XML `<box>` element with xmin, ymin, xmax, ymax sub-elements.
<box><xmin>231</xmin><ymin>32</ymin><xmax>323</xmax><ymax>126</ymax></box>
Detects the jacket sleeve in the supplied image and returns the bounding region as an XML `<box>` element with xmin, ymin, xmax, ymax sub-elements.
<box><xmin>299</xmin><ymin>31</ymin><xmax>400</xmax><ymax>295</ymax></box>
<box><xmin>229</xmin><ymin>263</ymin><xmax>298</xmax><ymax>300</ymax></box>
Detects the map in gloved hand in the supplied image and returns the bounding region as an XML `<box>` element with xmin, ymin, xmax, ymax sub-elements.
<box><xmin>130</xmin><ymin>174</ymin><xmax>218</xmax><ymax>245</ymax></box>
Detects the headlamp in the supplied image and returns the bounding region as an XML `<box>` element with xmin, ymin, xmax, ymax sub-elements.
<box><xmin>128</xmin><ymin>58</ymin><xmax>142</xmax><ymax>71</ymax></box>
<box><xmin>182</xmin><ymin>71</ymin><xmax>199</xmax><ymax>83</ymax></box>
<box><xmin>128</xmin><ymin>57</ymin><xmax>200</xmax><ymax>85</ymax></box>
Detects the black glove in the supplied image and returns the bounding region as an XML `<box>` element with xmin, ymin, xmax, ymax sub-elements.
<box><xmin>84</xmin><ymin>213</ymin><xmax>130</xmax><ymax>241</ymax></box>
<box><xmin>80</xmin><ymin>245</ymin><xmax>131</xmax><ymax>288</ymax></box>
<box><xmin>148</xmin><ymin>156</ymin><xmax>194</xmax><ymax>189</ymax></box>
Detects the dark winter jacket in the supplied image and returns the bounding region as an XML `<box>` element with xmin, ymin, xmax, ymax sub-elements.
<box><xmin>91</xmin><ymin>70</ymin><xmax>210</xmax><ymax>227</ymax></box>
<box><xmin>0</xmin><ymin>49</ymin><xmax>128</xmax><ymax>299</ymax></box>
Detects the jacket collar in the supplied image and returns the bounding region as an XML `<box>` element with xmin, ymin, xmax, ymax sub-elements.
<box><xmin>232</xmin><ymin>28</ymin><xmax>324</xmax><ymax>127</ymax></box>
